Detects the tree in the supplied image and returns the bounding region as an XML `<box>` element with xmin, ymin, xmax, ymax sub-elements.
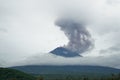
<box><xmin>37</xmin><ymin>76</ymin><xmax>44</xmax><ymax>80</ymax></box>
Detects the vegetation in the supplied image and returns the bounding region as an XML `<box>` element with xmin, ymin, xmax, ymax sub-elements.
<box><xmin>0</xmin><ymin>67</ymin><xmax>120</xmax><ymax>80</ymax></box>
<box><xmin>0</xmin><ymin>68</ymin><xmax>36</xmax><ymax>80</ymax></box>
<box><xmin>36</xmin><ymin>73</ymin><xmax>120</xmax><ymax>80</ymax></box>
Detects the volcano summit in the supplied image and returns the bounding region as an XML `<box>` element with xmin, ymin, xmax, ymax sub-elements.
<box><xmin>50</xmin><ymin>18</ymin><xmax>93</xmax><ymax>57</ymax></box>
<box><xmin>50</xmin><ymin>47</ymin><xmax>82</xmax><ymax>57</ymax></box>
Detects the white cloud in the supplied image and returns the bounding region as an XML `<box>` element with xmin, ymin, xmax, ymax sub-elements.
<box><xmin>8</xmin><ymin>53</ymin><xmax>120</xmax><ymax>69</ymax></box>
<box><xmin>0</xmin><ymin>0</ymin><xmax>120</xmax><ymax>68</ymax></box>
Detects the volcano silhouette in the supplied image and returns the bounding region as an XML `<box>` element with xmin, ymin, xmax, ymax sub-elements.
<box><xmin>50</xmin><ymin>47</ymin><xmax>82</xmax><ymax>57</ymax></box>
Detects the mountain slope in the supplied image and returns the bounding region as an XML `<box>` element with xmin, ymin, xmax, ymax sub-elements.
<box><xmin>0</xmin><ymin>68</ymin><xmax>36</xmax><ymax>80</ymax></box>
<box><xmin>50</xmin><ymin>47</ymin><xmax>81</xmax><ymax>57</ymax></box>
<box><xmin>11</xmin><ymin>65</ymin><xmax>120</xmax><ymax>75</ymax></box>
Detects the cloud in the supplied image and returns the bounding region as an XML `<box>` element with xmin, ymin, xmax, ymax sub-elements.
<box><xmin>55</xmin><ymin>18</ymin><xmax>94</xmax><ymax>54</ymax></box>
<box><xmin>107</xmin><ymin>0</ymin><xmax>120</xmax><ymax>5</ymax></box>
<box><xmin>100</xmin><ymin>44</ymin><xmax>120</xmax><ymax>55</ymax></box>
<box><xmin>0</xmin><ymin>28</ymin><xmax>7</xmax><ymax>32</ymax></box>
<box><xmin>0</xmin><ymin>28</ymin><xmax>7</xmax><ymax>36</ymax></box>
<box><xmin>9</xmin><ymin>53</ymin><xmax>120</xmax><ymax>69</ymax></box>
<box><xmin>0</xmin><ymin>0</ymin><xmax>120</xmax><ymax>68</ymax></box>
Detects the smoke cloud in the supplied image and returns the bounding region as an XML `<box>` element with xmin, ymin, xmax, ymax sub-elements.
<box><xmin>55</xmin><ymin>18</ymin><xmax>93</xmax><ymax>54</ymax></box>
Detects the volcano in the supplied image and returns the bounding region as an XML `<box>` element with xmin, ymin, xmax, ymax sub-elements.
<box><xmin>50</xmin><ymin>47</ymin><xmax>82</xmax><ymax>57</ymax></box>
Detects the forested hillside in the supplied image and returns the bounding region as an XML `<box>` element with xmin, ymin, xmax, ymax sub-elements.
<box><xmin>0</xmin><ymin>68</ymin><xmax>36</xmax><ymax>80</ymax></box>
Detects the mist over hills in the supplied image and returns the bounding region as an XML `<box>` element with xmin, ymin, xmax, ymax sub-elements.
<box><xmin>11</xmin><ymin>65</ymin><xmax>120</xmax><ymax>75</ymax></box>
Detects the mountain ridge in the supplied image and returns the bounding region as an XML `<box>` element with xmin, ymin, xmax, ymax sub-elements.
<box><xmin>10</xmin><ymin>65</ymin><xmax>120</xmax><ymax>75</ymax></box>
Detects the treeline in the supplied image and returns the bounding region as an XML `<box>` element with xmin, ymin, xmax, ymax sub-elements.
<box><xmin>36</xmin><ymin>73</ymin><xmax>120</xmax><ymax>80</ymax></box>
<box><xmin>1</xmin><ymin>73</ymin><xmax>120</xmax><ymax>80</ymax></box>
<box><xmin>0</xmin><ymin>68</ymin><xmax>120</xmax><ymax>80</ymax></box>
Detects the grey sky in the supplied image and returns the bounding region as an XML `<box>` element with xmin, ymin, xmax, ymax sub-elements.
<box><xmin>0</xmin><ymin>0</ymin><xmax>120</xmax><ymax>68</ymax></box>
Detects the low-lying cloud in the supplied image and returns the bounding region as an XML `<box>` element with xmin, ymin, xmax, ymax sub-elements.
<box><xmin>9</xmin><ymin>53</ymin><xmax>120</xmax><ymax>69</ymax></box>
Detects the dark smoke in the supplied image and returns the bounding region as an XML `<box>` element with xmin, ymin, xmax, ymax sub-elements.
<box><xmin>55</xmin><ymin>18</ymin><xmax>93</xmax><ymax>54</ymax></box>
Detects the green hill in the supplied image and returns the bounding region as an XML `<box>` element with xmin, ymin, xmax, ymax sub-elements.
<box><xmin>0</xmin><ymin>68</ymin><xmax>36</xmax><ymax>80</ymax></box>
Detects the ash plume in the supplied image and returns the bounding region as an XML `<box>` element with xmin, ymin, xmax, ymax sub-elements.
<box><xmin>55</xmin><ymin>18</ymin><xmax>93</xmax><ymax>54</ymax></box>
